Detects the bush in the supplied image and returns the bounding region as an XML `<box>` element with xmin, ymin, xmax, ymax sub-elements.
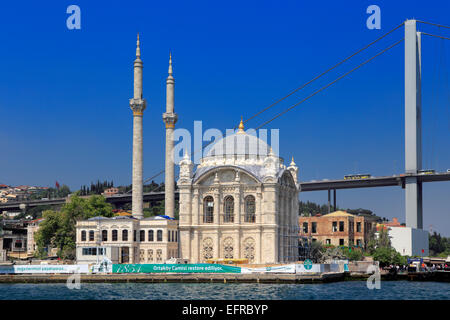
<box><xmin>345</xmin><ymin>248</ymin><xmax>364</xmax><ymax>261</ymax></box>
<box><xmin>373</xmin><ymin>247</ymin><xmax>405</xmax><ymax>267</ymax></box>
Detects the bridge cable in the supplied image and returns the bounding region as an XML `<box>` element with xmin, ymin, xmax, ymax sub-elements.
<box><xmin>242</xmin><ymin>22</ymin><xmax>405</xmax><ymax>126</ymax></box>
<box><xmin>417</xmin><ymin>20</ymin><xmax>450</xmax><ymax>30</ymax></box>
<box><xmin>142</xmin><ymin>24</ymin><xmax>408</xmax><ymax>184</ymax></box>
<box><xmin>421</xmin><ymin>32</ymin><xmax>450</xmax><ymax>41</ymax></box>
<box><xmin>142</xmin><ymin>25</ymin><xmax>406</xmax><ymax>184</ymax></box>
<box><xmin>142</xmin><ymin>37</ymin><xmax>407</xmax><ymax>184</ymax></box>
<box><xmin>443</xmin><ymin>35</ymin><xmax>450</xmax><ymax>132</ymax></box>
<box><xmin>253</xmin><ymin>38</ymin><xmax>405</xmax><ymax>130</ymax></box>
<box><xmin>126</xmin><ymin>170</ymin><xmax>166</xmax><ymax>194</ymax></box>
<box><xmin>142</xmin><ymin>170</ymin><xmax>165</xmax><ymax>186</ymax></box>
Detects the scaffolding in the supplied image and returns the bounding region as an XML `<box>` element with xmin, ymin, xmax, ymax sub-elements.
<box><xmin>280</xmin><ymin>224</ymin><xmax>301</xmax><ymax>263</ymax></box>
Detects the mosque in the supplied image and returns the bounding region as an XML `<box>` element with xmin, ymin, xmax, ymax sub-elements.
<box><xmin>76</xmin><ymin>35</ymin><xmax>300</xmax><ymax>265</ymax></box>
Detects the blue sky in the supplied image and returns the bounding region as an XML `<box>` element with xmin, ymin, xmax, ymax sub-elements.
<box><xmin>0</xmin><ymin>1</ymin><xmax>449</xmax><ymax>235</ymax></box>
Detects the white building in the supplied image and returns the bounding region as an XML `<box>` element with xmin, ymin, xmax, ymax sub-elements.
<box><xmin>76</xmin><ymin>216</ymin><xmax>179</xmax><ymax>264</ymax></box>
<box><xmin>388</xmin><ymin>226</ymin><xmax>429</xmax><ymax>256</ymax></box>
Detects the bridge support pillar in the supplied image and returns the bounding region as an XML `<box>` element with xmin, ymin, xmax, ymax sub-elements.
<box><xmin>405</xmin><ymin>177</ymin><xmax>423</xmax><ymax>229</ymax></box>
<box><xmin>404</xmin><ymin>19</ymin><xmax>423</xmax><ymax>229</ymax></box>
<box><xmin>333</xmin><ymin>189</ymin><xmax>336</xmax><ymax>211</ymax></box>
<box><xmin>327</xmin><ymin>189</ymin><xmax>331</xmax><ymax>213</ymax></box>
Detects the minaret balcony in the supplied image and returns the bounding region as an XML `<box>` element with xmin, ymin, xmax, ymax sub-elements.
<box><xmin>163</xmin><ymin>112</ymin><xmax>178</xmax><ymax>127</ymax></box>
<box><xmin>130</xmin><ymin>98</ymin><xmax>147</xmax><ymax>114</ymax></box>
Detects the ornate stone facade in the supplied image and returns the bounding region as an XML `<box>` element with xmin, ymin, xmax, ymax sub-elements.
<box><xmin>178</xmin><ymin>122</ymin><xmax>300</xmax><ymax>264</ymax></box>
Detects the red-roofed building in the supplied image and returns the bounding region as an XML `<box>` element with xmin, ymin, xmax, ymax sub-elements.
<box><xmin>376</xmin><ymin>217</ymin><xmax>405</xmax><ymax>231</ymax></box>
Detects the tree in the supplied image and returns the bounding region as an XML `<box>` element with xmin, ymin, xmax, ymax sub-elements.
<box><xmin>368</xmin><ymin>227</ymin><xmax>408</xmax><ymax>266</ymax></box>
<box><xmin>372</xmin><ymin>246</ymin><xmax>406</xmax><ymax>267</ymax></box>
<box><xmin>34</xmin><ymin>210</ymin><xmax>62</xmax><ymax>258</ymax></box>
<box><xmin>347</xmin><ymin>208</ymin><xmax>373</xmax><ymax>215</ymax></box>
<box><xmin>34</xmin><ymin>195</ymin><xmax>113</xmax><ymax>260</ymax></box>
<box><xmin>429</xmin><ymin>232</ymin><xmax>450</xmax><ymax>256</ymax></box>
<box><xmin>377</xmin><ymin>228</ymin><xmax>391</xmax><ymax>248</ymax></box>
<box><xmin>21</xmin><ymin>205</ymin><xmax>53</xmax><ymax>220</ymax></box>
<box><xmin>372</xmin><ymin>247</ymin><xmax>395</xmax><ymax>266</ymax></box>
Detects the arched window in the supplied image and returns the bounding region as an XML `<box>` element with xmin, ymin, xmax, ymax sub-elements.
<box><xmin>245</xmin><ymin>195</ymin><xmax>256</xmax><ymax>223</ymax></box>
<box><xmin>203</xmin><ymin>196</ymin><xmax>214</xmax><ymax>223</ymax></box>
<box><xmin>140</xmin><ymin>230</ymin><xmax>145</xmax><ymax>242</ymax></box>
<box><xmin>81</xmin><ymin>230</ymin><xmax>86</xmax><ymax>241</ymax></box>
<box><xmin>157</xmin><ymin>230</ymin><xmax>163</xmax><ymax>242</ymax></box>
<box><xmin>148</xmin><ymin>230</ymin><xmax>154</xmax><ymax>242</ymax></box>
<box><xmin>102</xmin><ymin>230</ymin><xmax>108</xmax><ymax>241</ymax></box>
<box><xmin>112</xmin><ymin>230</ymin><xmax>118</xmax><ymax>241</ymax></box>
<box><xmin>89</xmin><ymin>230</ymin><xmax>95</xmax><ymax>241</ymax></box>
<box><xmin>224</xmin><ymin>196</ymin><xmax>234</xmax><ymax>223</ymax></box>
<box><xmin>122</xmin><ymin>229</ymin><xmax>128</xmax><ymax>241</ymax></box>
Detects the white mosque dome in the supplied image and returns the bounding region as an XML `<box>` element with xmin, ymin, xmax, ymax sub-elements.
<box><xmin>200</xmin><ymin>119</ymin><xmax>277</xmax><ymax>164</ymax></box>
<box><xmin>205</xmin><ymin>130</ymin><xmax>271</xmax><ymax>158</ymax></box>
<box><xmin>195</xmin><ymin>119</ymin><xmax>286</xmax><ymax>180</ymax></box>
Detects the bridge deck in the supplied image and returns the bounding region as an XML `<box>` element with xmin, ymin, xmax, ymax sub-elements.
<box><xmin>1</xmin><ymin>173</ymin><xmax>449</xmax><ymax>210</ymax></box>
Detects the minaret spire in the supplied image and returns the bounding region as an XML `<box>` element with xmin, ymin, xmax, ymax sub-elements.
<box><xmin>163</xmin><ymin>52</ymin><xmax>178</xmax><ymax>219</ymax></box>
<box><xmin>129</xmin><ymin>34</ymin><xmax>147</xmax><ymax>219</ymax></box>
<box><xmin>136</xmin><ymin>33</ymin><xmax>141</xmax><ymax>58</ymax></box>
<box><xmin>168</xmin><ymin>51</ymin><xmax>173</xmax><ymax>76</ymax></box>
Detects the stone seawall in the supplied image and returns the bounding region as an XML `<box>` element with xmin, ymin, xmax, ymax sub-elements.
<box><xmin>0</xmin><ymin>272</ymin><xmax>345</xmax><ymax>284</ymax></box>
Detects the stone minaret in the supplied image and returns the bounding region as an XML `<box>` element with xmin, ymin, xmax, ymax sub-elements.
<box><xmin>163</xmin><ymin>53</ymin><xmax>178</xmax><ymax>218</ymax></box>
<box><xmin>129</xmin><ymin>34</ymin><xmax>147</xmax><ymax>219</ymax></box>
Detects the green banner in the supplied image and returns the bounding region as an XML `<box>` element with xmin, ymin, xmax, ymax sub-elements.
<box><xmin>112</xmin><ymin>263</ymin><xmax>242</xmax><ymax>274</ymax></box>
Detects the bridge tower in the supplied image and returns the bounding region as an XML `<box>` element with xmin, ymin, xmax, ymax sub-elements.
<box><xmin>162</xmin><ymin>53</ymin><xmax>178</xmax><ymax>218</ymax></box>
<box><xmin>129</xmin><ymin>34</ymin><xmax>147</xmax><ymax>219</ymax></box>
<box><xmin>404</xmin><ymin>20</ymin><xmax>423</xmax><ymax>229</ymax></box>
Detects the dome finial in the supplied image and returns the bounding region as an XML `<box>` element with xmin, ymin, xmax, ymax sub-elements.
<box><xmin>238</xmin><ymin>116</ymin><xmax>245</xmax><ymax>133</ymax></box>
<box><xmin>290</xmin><ymin>156</ymin><xmax>296</xmax><ymax>166</ymax></box>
